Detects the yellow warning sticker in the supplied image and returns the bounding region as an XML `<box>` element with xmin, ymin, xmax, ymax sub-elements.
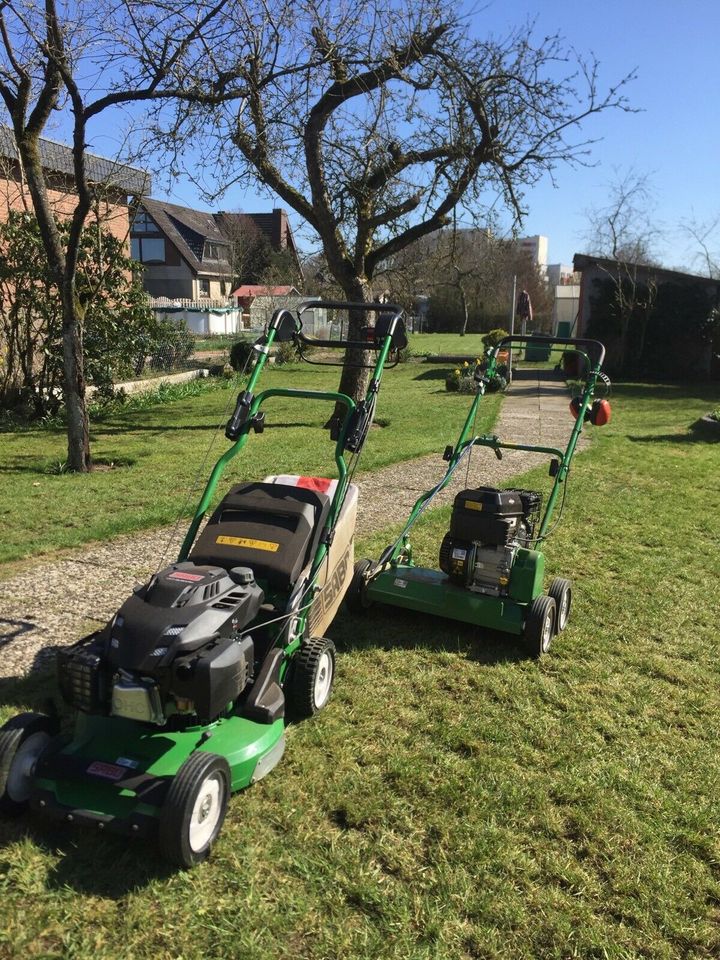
<box><xmin>216</xmin><ymin>535</ymin><xmax>279</xmax><ymax>552</ymax></box>
<box><xmin>464</xmin><ymin>501</ymin><xmax>483</xmax><ymax>511</ymax></box>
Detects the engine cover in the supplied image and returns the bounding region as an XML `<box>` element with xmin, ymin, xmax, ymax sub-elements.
<box><xmin>106</xmin><ymin>562</ymin><xmax>264</xmax><ymax>676</ymax></box>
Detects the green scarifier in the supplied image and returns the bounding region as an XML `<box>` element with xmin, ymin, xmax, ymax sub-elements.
<box><xmin>354</xmin><ymin>335</ymin><xmax>609</xmax><ymax>652</ymax></box>
<box><xmin>0</xmin><ymin>302</ymin><xmax>407</xmax><ymax>867</ymax></box>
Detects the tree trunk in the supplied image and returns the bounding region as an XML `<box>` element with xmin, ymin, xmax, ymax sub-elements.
<box><xmin>325</xmin><ymin>277</ymin><xmax>374</xmax><ymax>429</ymax></box>
<box><xmin>61</xmin><ymin>282</ymin><xmax>91</xmax><ymax>471</ymax></box>
<box><xmin>459</xmin><ymin>284</ymin><xmax>469</xmax><ymax>336</ymax></box>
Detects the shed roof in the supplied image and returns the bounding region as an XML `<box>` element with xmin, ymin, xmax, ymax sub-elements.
<box><xmin>233</xmin><ymin>284</ymin><xmax>299</xmax><ymax>298</ymax></box>
<box><xmin>573</xmin><ymin>253</ymin><xmax>718</xmax><ymax>287</ymax></box>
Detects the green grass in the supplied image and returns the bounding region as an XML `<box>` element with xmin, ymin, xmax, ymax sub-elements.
<box><xmin>0</xmin><ymin>382</ymin><xmax>718</xmax><ymax>958</ymax></box>
<box><xmin>0</xmin><ymin>360</ymin><xmax>497</xmax><ymax>569</ymax></box>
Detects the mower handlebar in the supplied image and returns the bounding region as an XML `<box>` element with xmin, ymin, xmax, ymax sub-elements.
<box><xmin>295</xmin><ymin>300</ymin><xmax>405</xmax><ymax>350</ymax></box>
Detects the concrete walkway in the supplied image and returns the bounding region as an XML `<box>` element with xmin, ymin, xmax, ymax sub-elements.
<box><xmin>0</xmin><ymin>377</ymin><xmax>584</xmax><ymax>678</ymax></box>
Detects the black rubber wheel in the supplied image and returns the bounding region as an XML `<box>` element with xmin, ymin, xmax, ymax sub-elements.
<box><xmin>344</xmin><ymin>559</ymin><xmax>374</xmax><ymax>615</ymax></box>
<box><xmin>0</xmin><ymin>712</ymin><xmax>57</xmax><ymax>817</ymax></box>
<box><xmin>523</xmin><ymin>595</ymin><xmax>556</xmax><ymax>658</ymax></box>
<box><xmin>548</xmin><ymin>578</ymin><xmax>572</xmax><ymax>633</ymax></box>
<box><xmin>285</xmin><ymin>637</ymin><xmax>336</xmax><ymax>718</ymax></box>
<box><xmin>158</xmin><ymin>752</ymin><xmax>231</xmax><ymax>868</ymax></box>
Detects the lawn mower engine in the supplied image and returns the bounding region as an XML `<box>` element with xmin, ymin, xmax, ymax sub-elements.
<box><xmin>57</xmin><ymin>562</ymin><xmax>265</xmax><ymax>727</ymax></box>
<box><xmin>439</xmin><ymin>487</ymin><xmax>542</xmax><ymax>597</ymax></box>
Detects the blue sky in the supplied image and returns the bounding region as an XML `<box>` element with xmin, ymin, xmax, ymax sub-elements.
<box><xmin>78</xmin><ymin>0</ymin><xmax>719</xmax><ymax>273</ymax></box>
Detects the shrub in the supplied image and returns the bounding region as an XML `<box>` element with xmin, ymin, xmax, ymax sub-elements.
<box><xmin>229</xmin><ymin>338</ymin><xmax>256</xmax><ymax>371</ymax></box>
<box><xmin>274</xmin><ymin>341</ymin><xmax>300</xmax><ymax>365</ymax></box>
<box><xmin>482</xmin><ymin>328</ymin><xmax>509</xmax><ymax>349</ymax></box>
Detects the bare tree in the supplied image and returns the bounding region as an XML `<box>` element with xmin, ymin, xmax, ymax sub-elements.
<box><xmin>154</xmin><ymin>0</ymin><xmax>634</xmax><ymax>403</ymax></box>
<box><xmin>0</xmin><ymin>0</ymin><xmax>254</xmax><ymax>470</ymax></box>
<box><xmin>582</xmin><ymin>170</ymin><xmax>663</xmax><ymax>371</ymax></box>
<box><xmin>681</xmin><ymin>213</ymin><xmax>720</xmax><ymax>278</ymax></box>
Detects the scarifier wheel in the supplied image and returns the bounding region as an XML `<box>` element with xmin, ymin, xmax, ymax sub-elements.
<box><xmin>286</xmin><ymin>637</ymin><xmax>336</xmax><ymax>718</ymax></box>
<box><xmin>344</xmin><ymin>559</ymin><xmax>375</xmax><ymax>615</ymax></box>
<box><xmin>524</xmin><ymin>595</ymin><xmax>556</xmax><ymax>658</ymax></box>
<box><xmin>548</xmin><ymin>578</ymin><xmax>572</xmax><ymax>633</ymax></box>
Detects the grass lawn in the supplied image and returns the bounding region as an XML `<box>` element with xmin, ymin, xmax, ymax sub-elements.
<box><xmin>0</xmin><ymin>382</ymin><xmax>718</xmax><ymax>958</ymax></box>
<box><xmin>0</xmin><ymin>360</ymin><xmax>498</xmax><ymax>569</ymax></box>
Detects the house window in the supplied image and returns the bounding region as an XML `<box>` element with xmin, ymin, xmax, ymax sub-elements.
<box><xmin>203</xmin><ymin>241</ymin><xmax>229</xmax><ymax>262</ymax></box>
<box><xmin>132</xmin><ymin>209</ymin><xmax>158</xmax><ymax>233</ymax></box>
<box><xmin>199</xmin><ymin>278</ymin><xmax>211</xmax><ymax>297</ymax></box>
<box><xmin>131</xmin><ymin>237</ymin><xmax>165</xmax><ymax>263</ymax></box>
<box><xmin>220</xmin><ymin>280</ymin><xmax>227</xmax><ymax>297</ymax></box>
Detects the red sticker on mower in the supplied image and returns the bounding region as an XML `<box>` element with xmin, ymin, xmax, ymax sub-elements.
<box><xmin>167</xmin><ymin>571</ymin><xmax>205</xmax><ymax>582</ymax></box>
<box><xmin>86</xmin><ymin>760</ymin><xmax>127</xmax><ymax>781</ymax></box>
<box><xmin>295</xmin><ymin>476</ymin><xmax>333</xmax><ymax>492</ymax></box>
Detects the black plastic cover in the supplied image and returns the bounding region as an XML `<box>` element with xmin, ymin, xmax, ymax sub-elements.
<box><xmin>171</xmin><ymin>635</ymin><xmax>253</xmax><ymax>724</ymax></box>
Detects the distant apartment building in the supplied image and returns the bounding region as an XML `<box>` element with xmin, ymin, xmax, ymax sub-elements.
<box><xmin>517</xmin><ymin>234</ymin><xmax>549</xmax><ymax>270</ymax></box>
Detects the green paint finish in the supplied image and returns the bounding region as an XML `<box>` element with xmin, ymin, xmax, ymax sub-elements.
<box><xmin>367</xmin><ymin>566</ymin><xmax>526</xmax><ymax>635</ymax></box>
<box><xmin>507</xmin><ymin>548</ymin><xmax>545</xmax><ymax>603</ymax></box>
<box><xmin>36</xmin><ymin>712</ymin><xmax>285</xmax><ymax>819</ymax></box>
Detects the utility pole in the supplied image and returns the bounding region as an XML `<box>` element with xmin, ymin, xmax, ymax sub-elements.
<box><xmin>508</xmin><ymin>274</ymin><xmax>517</xmax><ymax>384</ymax></box>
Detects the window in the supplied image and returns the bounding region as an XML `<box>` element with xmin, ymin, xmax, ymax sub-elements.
<box><xmin>131</xmin><ymin>209</ymin><xmax>158</xmax><ymax>233</ymax></box>
<box><xmin>220</xmin><ymin>280</ymin><xmax>227</xmax><ymax>296</ymax></box>
<box><xmin>199</xmin><ymin>278</ymin><xmax>211</xmax><ymax>297</ymax></box>
<box><xmin>203</xmin><ymin>241</ymin><xmax>229</xmax><ymax>262</ymax></box>
<box><xmin>131</xmin><ymin>237</ymin><xmax>165</xmax><ymax>263</ymax></box>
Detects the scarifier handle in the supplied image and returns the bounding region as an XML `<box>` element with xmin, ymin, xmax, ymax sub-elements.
<box><xmin>494</xmin><ymin>334</ymin><xmax>606</xmax><ymax>367</ymax></box>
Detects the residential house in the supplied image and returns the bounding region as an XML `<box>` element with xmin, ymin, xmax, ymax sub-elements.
<box><xmin>216</xmin><ymin>208</ymin><xmax>301</xmax><ymax>275</ymax></box>
<box><xmin>132</xmin><ymin>201</ymin><xmax>300</xmax><ymax>302</ymax></box>
<box><xmin>0</xmin><ymin>124</ymin><xmax>150</xmax><ymax>241</ymax></box>
<box><xmin>131</xmin><ymin>198</ymin><xmax>232</xmax><ymax>301</ymax></box>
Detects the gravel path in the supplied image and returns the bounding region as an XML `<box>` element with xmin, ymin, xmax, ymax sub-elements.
<box><xmin>0</xmin><ymin>377</ymin><xmax>585</xmax><ymax>678</ymax></box>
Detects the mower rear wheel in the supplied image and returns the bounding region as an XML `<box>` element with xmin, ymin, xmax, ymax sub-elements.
<box><xmin>524</xmin><ymin>595</ymin><xmax>556</xmax><ymax>658</ymax></box>
<box><xmin>158</xmin><ymin>752</ymin><xmax>231</xmax><ymax>868</ymax></box>
<box><xmin>0</xmin><ymin>712</ymin><xmax>57</xmax><ymax>817</ymax></box>
<box><xmin>548</xmin><ymin>578</ymin><xmax>572</xmax><ymax>633</ymax></box>
<box><xmin>344</xmin><ymin>559</ymin><xmax>374</xmax><ymax>614</ymax></box>
<box><xmin>286</xmin><ymin>637</ymin><xmax>336</xmax><ymax>718</ymax></box>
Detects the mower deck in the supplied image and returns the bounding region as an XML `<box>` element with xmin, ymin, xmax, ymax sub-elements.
<box><xmin>29</xmin><ymin>712</ymin><xmax>284</xmax><ymax>837</ymax></box>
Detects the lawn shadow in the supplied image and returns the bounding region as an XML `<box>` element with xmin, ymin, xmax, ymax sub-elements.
<box><xmin>0</xmin><ymin>816</ymin><xmax>175</xmax><ymax>895</ymax></box>
<box><xmin>334</xmin><ymin>605</ymin><xmax>527</xmax><ymax>666</ymax></box>
<box><xmin>628</xmin><ymin>432</ymin><xmax>719</xmax><ymax>445</ymax></box>
<box><xmin>413</xmin><ymin>368</ymin><xmax>451</xmax><ymax>381</ymax></box>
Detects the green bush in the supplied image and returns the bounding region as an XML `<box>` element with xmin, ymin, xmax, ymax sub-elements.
<box><xmin>274</xmin><ymin>341</ymin><xmax>299</xmax><ymax>365</ymax></box>
<box><xmin>482</xmin><ymin>328</ymin><xmax>509</xmax><ymax>349</ymax></box>
<box><xmin>229</xmin><ymin>338</ymin><xmax>256</xmax><ymax>371</ymax></box>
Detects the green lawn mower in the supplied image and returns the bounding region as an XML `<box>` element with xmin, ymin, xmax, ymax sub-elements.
<box><xmin>0</xmin><ymin>301</ymin><xmax>407</xmax><ymax>867</ymax></box>
<box><xmin>346</xmin><ymin>334</ymin><xmax>610</xmax><ymax>656</ymax></box>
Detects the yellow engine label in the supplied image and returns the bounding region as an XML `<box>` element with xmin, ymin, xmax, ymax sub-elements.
<box><xmin>215</xmin><ymin>535</ymin><xmax>280</xmax><ymax>552</ymax></box>
<box><xmin>464</xmin><ymin>501</ymin><xmax>483</xmax><ymax>511</ymax></box>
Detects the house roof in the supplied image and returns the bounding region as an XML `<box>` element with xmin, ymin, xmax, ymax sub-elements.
<box><xmin>573</xmin><ymin>253</ymin><xmax>719</xmax><ymax>288</ymax></box>
<box><xmin>232</xmin><ymin>284</ymin><xmax>299</xmax><ymax>298</ymax></box>
<box><xmin>139</xmin><ymin>198</ymin><xmax>231</xmax><ymax>278</ymax></box>
<box><xmin>0</xmin><ymin>124</ymin><xmax>150</xmax><ymax>195</ymax></box>
<box><xmin>215</xmin><ymin>208</ymin><xmax>300</xmax><ymax>268</ymax></box>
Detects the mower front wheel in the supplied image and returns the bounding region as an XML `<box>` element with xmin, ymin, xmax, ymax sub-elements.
<box><xmin>548</xmin><ymin>578</ymin><xmax>572</xmax><ymax>633</ymax></box>
<box><xmin>158</xmin><ymin>751</ymin><xmax>231</xmax><ymax>868</ymax></box>
<box><xmin>523</xmin><ymin>595</ymin><xmax>556</xmax><ymax>658</ymax></box>
<box><xmin>344</xmin><ymin>559</ymin><xmax>375</xmax><ymax>615</ymax></box>
<box><xmin>286</xmin><ymin>637</ymin><xmax>336</xmax><ymax>718</ymax></box>
<box><xmin>0</xmin><ymin>712</ymin><xmax>57</xmax><ymax>817</ymax></box>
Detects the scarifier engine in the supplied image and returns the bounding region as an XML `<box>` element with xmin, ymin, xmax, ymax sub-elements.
<box><xmin>439</xmin><ymin>486</ymin><xmax>542</xmax><ymax>597</ymax></box>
